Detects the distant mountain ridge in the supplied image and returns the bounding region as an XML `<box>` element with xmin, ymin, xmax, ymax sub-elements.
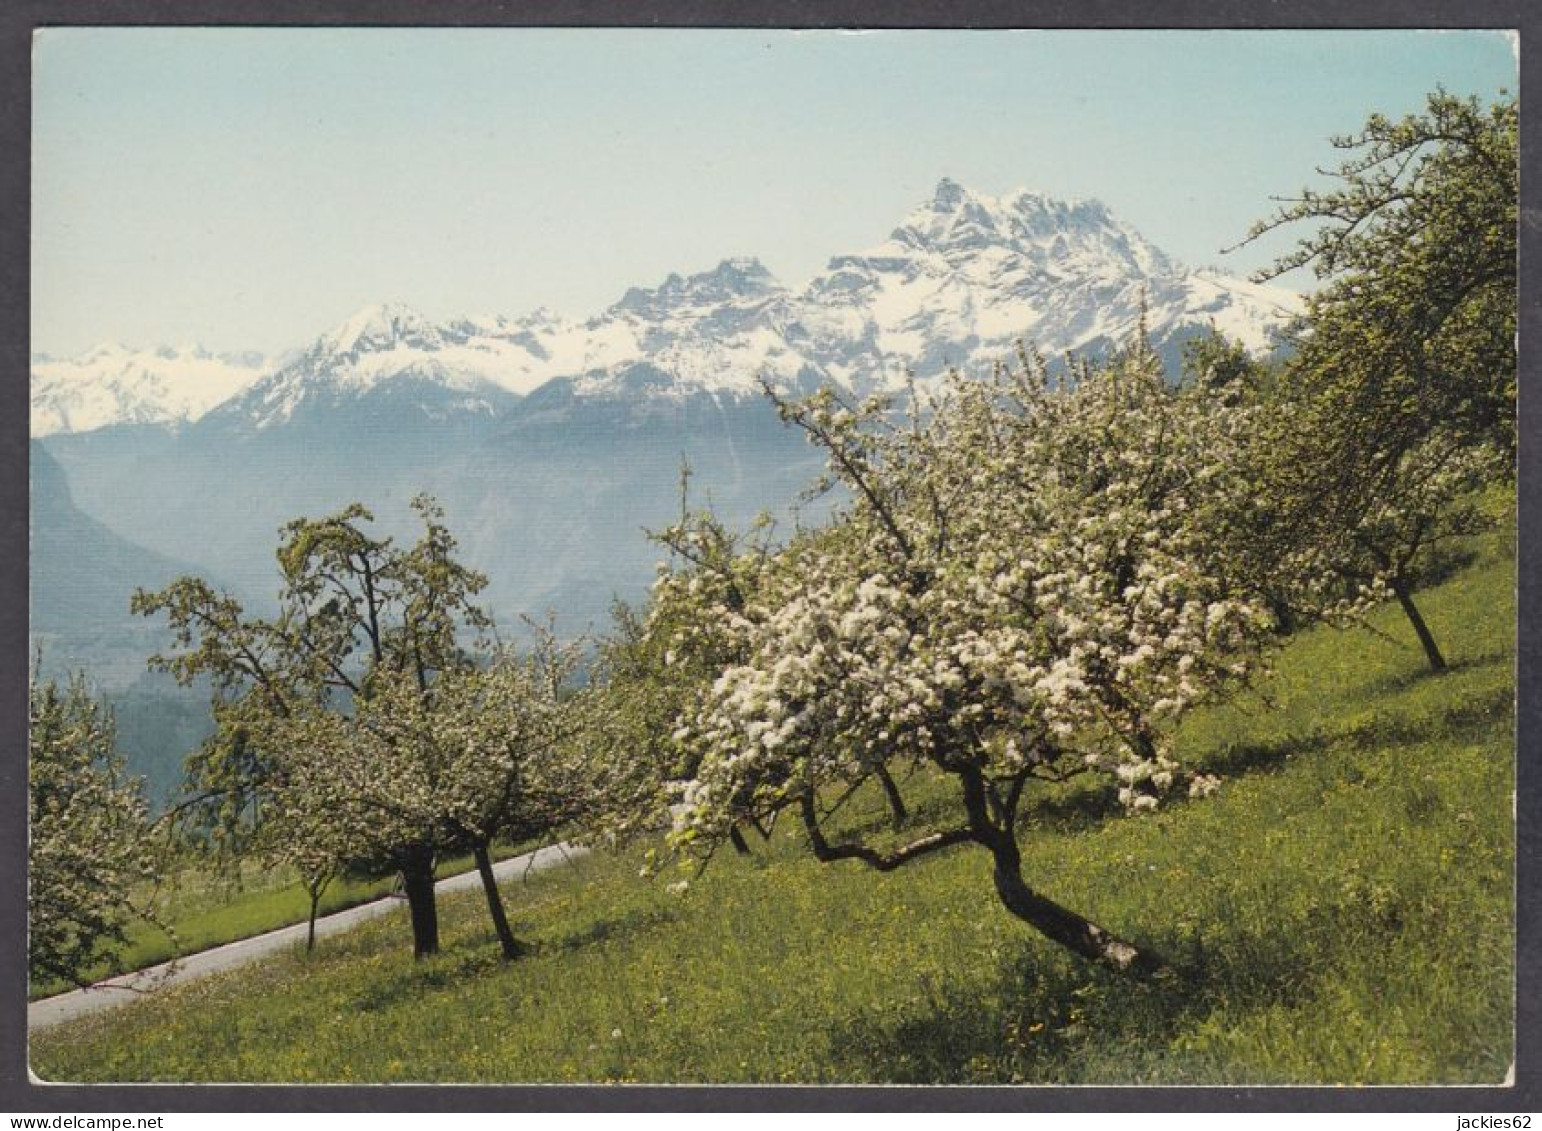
<box><xmin>29</xmin><ymin>442</ymin><xmax>188</xmax><ymax>630</ymax></box>
<box><xmin>36</xmin><ymin>178</ymin><xmax>1304</xmax><ymax>797</ymax></box>
<box><xmin>32</xmin><ymin>178</ymin><xmax>1301</xmax><ymax>437</ymax></box>
<box><xmin>30</xmin><ymin>442</ymin><xmax>220</xmax><ymax>805</ymax></box>
<box><xmin>31</xmin><ymin>344</ymin><xmax>270</xmax><ymax>436</ymax></box>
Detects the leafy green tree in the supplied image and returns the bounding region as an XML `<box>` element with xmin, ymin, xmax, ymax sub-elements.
<box><xmin>136</xmin><ymin>496</ymin><xmax>495</xmax><ymax>958</ymax></box>
<box><xmin>1242</xmin><ymin>88</ymin><xmax>1516</xmax><ymax>465</ymax></box>
<box><xmin>1238</xmin><ymin>90</ymin><xmax>1516</xmax><ymax>669</ymax></box>
<box><xmin>29</xmin><ymin>673</ymin><xmax>161</xmax><ymax>989</ymax></box>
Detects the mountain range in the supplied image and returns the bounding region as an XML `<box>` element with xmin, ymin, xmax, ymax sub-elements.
<box><xmin>34</xmin><ymin>178</ymin><xmax>1300</xmax><ymax>700</ymax></box>
<box><xmin>34</xmin><ymin>179</ymin><xmax>1298</xmax><ymax>438</ymax></box>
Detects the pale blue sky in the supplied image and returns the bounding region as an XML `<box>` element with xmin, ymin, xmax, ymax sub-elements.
<box><xmin>32</xmin><ymin>28</ymin><xmax>1517</xmax><ymax>356</ymax></box>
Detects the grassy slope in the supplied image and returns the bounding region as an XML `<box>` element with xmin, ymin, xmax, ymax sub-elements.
<box><xmin>31</xmin><ymin>548</ymin><xmax>1514</xmax><ymax>1085</ymax></box>
<box><xmin>29</xmin><ymin>844</ymin><xmax>540</xmax><ymax>1001</ymax></box>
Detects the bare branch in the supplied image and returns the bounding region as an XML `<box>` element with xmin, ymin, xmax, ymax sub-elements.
<box><xmin>798</xmin><ymin>792</ymin><xmax>971</xmax><ymax>872</ymax></box>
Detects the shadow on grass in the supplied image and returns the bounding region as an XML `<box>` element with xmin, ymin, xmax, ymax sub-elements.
<box><xmin>539</xmin><ymin>904</ymin><xmax>681</xmax><ymax>956</ymax></box>
<box><xmin>1031</xmin><ymin>782</ymin><xmax>1123</xmax><ymax>830</ymax></box>
<box><xmin>345</xmin><ymin>905</ymin><xmax>682</xmax><ymax>1014</ymax></box>
<box><xmin>819</xmin><ymin>900</ymin><xmax>1368</xmax><ymax>1084</ymax></box>
<box><xmin>1189</xmin><ymin>680</ymin><xmax>1512</xmax><ymax>781</ymax></box>
<box><xmin>1412</xmin><ymin>545</ymin><xmax>1482</xmax><ymax>588</ymax></box>
<box><xmin>345</xmin><ymin>947</ymin><xmax>510</xmax><ymax>1013</ymax></box>
<box><xmin>822</xmin><ymin>781</ymin><xmax>960</xmax><ymax>844</ymax></box>
<box><xmin>1344</xmin><ymin>651</ymin><xmax>1509</xmax><ymax>701</ymax></box>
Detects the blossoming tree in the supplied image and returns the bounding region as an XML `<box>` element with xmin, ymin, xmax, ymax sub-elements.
<box><xmin>654</xmin><ymin>348</ymin><xmax>1297</xmax><ymax>974</ymax></box>
<box><xmin>135</xmin><ymin>496</ymin><xmax>584</xmax><ymax>959</ymax></box>
<box><xmin>29</xmin><ymin>673</ymin><xmax>161</xmax><ymax>988</ymax></box>
<box><xmin>260</xmin><ymin>638</ymin><xmax>592</xmax><ymax>960</ymax></box>
<box><xmin>597</xmin><ymin>472</ymin><xmax>910</xmax><ymax>857</ymax></box>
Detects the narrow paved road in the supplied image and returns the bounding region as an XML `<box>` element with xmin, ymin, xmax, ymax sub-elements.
<box><xmin>28</xmin><ymin>842</ymin><xmax>589</xmax><ymax>1032</ymax></box>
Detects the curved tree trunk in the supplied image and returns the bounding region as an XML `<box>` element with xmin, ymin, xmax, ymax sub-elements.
<box><xmin>959</xmin><ymin>765</ymin><xmax>1162</xmax><ymax>976</ymax></box>
<box><xmin>1390</xmin><ymin>576</ymin><xmax>1448</xmax><ymax>672</ymax></box>
<box><xmin>399</xmin><ymin>845</ymin><xmax>440</xmax><ymax>959</ymax></box>
<box><xmin>474</xmin><ymin>841</ymin><xmax>526</xmax><ymax>960</ymax></box>
<box><xmin>988</xmin><ymin>844</ymin><xmax>1163</xmax><ymax>975</ymax></box>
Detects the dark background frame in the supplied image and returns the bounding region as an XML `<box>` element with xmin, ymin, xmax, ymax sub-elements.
<box><xmin>1</xmin><ymin>1</ymin><xmax>1534</xmax><ymax>1114</ymax></box>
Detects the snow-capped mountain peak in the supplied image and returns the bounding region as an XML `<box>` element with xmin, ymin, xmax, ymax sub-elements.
<box><xmin>201</xmin><ymin>300</ymin><xmax>536</xmax><ymax>430</ymax></box>
<box><xmin>787</xmin><ymin>177</ymin><xmax>1297</xmax><ymax>394</ymax></box>
<box><xmin>320</xmin><ymin>301</ymin><xmax>442</xmax><ymax>357</ymax></box>
<box><xmin>885</xmin><ymin>177</ymin><xmax>1174</xmax><ymax>279</ymax></box>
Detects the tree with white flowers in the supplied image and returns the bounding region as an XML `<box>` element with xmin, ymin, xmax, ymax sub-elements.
<box><xmin>655</xmin><ymin>346</ymin><xmax>1329</xmax><ymax>974</ymax></box>
<box><xmin>595</xmin><ymin>470</ymin><xmax>910</xmax><ymax>856</ymax></box>
<box><xmin>594</xmin><ymin>487</ymin><xmax>774</xmax><ymax>848</ymax></box>
<box><xmin>259</xmin><ymin>640</ymin><xmax>590</xmax><ymax>960</ymax></box>
<box><xmin>1304</xmin><ymin>432</ymin><xmax>1505</xmax><ymax>672</ymax></box>
<box><xmin>436</xmin><ymin>636</ymin><xmax>596</xmax><ymax>958</ymax></box>
<box><xmin>136</xmin><ymin>496</ymin><xmax>584</xmax><ymax>960</ymax></box>
<box><xmin>29</xmin><ymin>673</ymin><xmax>162</xmax><ymax>988</ymax></box>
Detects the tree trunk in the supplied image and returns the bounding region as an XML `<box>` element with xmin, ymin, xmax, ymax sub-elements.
<box><xmin>306</xmin><ymin>889</ymin><xmax>320</xmax><ymax>953</ymax></box>
<box><xmin>874</xmin><ymin>764</ymin><xmax>908</xmax><ymax>829</ymax></box>
<box><xmin>729</xmin><ymin>824</ymin><xmax>752</xmax><ymax>856</ymax></box>
<box><xmin>399</xmin><ymin>846</ymin><xmax>440</xmax><ymax>959</ymax></box>
<box><xmin>957</xmin><ymin>765</ymin><xmax>1159</xmax><ymax>974</ymax></box>
<box><xmin>988</xmin><ymin>841</ymin><xmax>1164</xmax><ymax>976</ymax></box>
<box><xmin>474</xmin><ymin>841</ymin><xmax>525</xmax><ymax>960</ymax></box>
<box><xmin>1268</xmin><ymin>593</ymin><xmax>1298</xmax><ymax>637</ymax></box>
<box><xmin>1390</xmin><ymin>576</ymin><xmax>1448</xmax><ymax>672</ymax></box>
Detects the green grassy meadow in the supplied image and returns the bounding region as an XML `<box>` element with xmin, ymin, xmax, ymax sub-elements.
<box><xmin>31</xmin><ymin>544</ymin><xmax>1515</xmax><ymax>1085</ymax></box>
